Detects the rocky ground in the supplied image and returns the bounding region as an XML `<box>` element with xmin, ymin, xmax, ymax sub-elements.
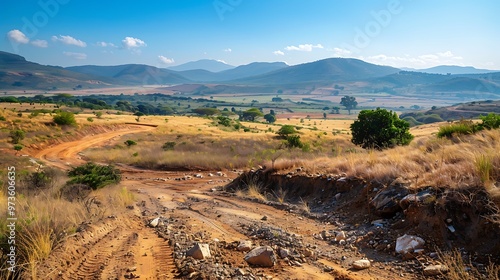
<box><xmin>32</xmin><ymin>128</ymin><xmax>500</xmax><ymax>280</ymax></box>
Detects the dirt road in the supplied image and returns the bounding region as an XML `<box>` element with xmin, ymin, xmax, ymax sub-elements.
<box><xmin>33</xmin><ymin>127</ymin><xmax>410</xmax><ymax>280</ymax></box>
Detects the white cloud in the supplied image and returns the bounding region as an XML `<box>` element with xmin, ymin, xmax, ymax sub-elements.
<box><xmin>52</xmin><ymin>35</ymin><xmax>87</xmax><ymax>47</ymax></box>
<box><xmin>63</xmin><ymin>52</ymin><xmax>87</xmax><ymax>60</ymax></box>
<box><xmin>273</xmin><ymin>50</ymin><xmax>285</xmax><ymax>56</ymax></box>
<box><xmin>285</xmin><ymin>44</ymin><xmax>324</xmax><ymax>52</ymax></box>
<box><xmin>332</xmin><ymin>47</ymin><xmax>351</xmax><ymax>57</ymax></box>
<box><xmin>122</xmin><ymin>37</ymin><xmax>146</xmax><ymax>49</ymax></box>
<box><xmin>96</xmin><ymin>41</ymin><xmax>116</xmax><ymax>48</ymax></box>
<box><xmin>158</xmin><ymin>55</ymin><xmax>174</xmax><ymax>64</ymax></box>
<box><xmin>224</xmin><ymin>48</ymin><xmax>232</xmax><ymax>52</ymax></box>
<box><xmin>217</xmin><ymin>59</ymin><xmax>227</xmax><ymax>64</ymax></box>
<box><xmin>364</xmin><ymin>51</ymin><xmax>465</xmax><ymax>68</ymax></box>
<box><xmin>7</xmin><ymin>30</ymin><xmax>29</xmax><ymax>44</ymax></box>
<box><xmin>31</xmin><ymin>39</ymin><xmax>48</xmax><ymax>48</ymax></box>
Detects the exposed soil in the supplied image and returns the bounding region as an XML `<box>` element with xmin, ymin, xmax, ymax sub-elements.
<box><xmin>29</xmin><ymin>127</ymin><xmax>500</xmax><ymax>279</ymax></box>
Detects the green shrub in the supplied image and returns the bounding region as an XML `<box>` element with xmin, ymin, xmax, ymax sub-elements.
<box><xmin>437</xmin><ymin>120</ymin><xmax>479</xmax><ymax>138</ymax></box>
<box><xmin>67</xmin><ymin>163</ymin><xmax>121</xmax><ymax>190</ymax></box>
<box><xmin>480</xmin><ymin>113</ymin><xmax>500</xmax><ymax>130</ymax></box>
<box><xmin>162</xmin><ymin>141</ymin><xmax>176</xmax><ymax>150</ymax></box>
<box><xmin>53</xmin><ymin>111</ymin><xmax>76</xmax><ymax>126</ymax></box>
<box><xmin>124</xmin><ymin>140</ymin><xmax>137</xmax><ymax>147</ymax></box>
<box><xmin>286</xmin><ymin>135</ymin><xmax>303</xmax><ymax>148</ymax></box>
<box><xmin>9</xmin><ymin>129</ymin><xmax>25</xmax><ymax>144</ymax></box>
<box><xmin>13</xmin><ymin>144</ymin><xmax>23</xmax><ymax>152</ymax></box>
<box><xmin>87</xmin><ymin>117</ymin><xmax>94</xmax><ymax>122</ymax></box>
<box><xmin>0</xmin><ymin>116</ymin><xmax>6</xmax><ymax>121</ymax></box>
<box><xmin>277</xmin><ymin>125</ymin><xmax>297</xmax><ymax>138</ymax></box>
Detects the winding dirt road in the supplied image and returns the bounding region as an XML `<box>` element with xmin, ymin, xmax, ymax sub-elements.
<box><xmin>33</xmin><ymin>126</ymin><xmax>408</xmax><ymax>280</ymax></box>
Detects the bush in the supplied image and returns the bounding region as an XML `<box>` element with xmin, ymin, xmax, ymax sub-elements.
<box><xmin>286</xmin><ymin>135</ymin><xmax>303</xmax><ymax>148</ymax></box>
<box><xmin>87</xmin><ymin>117</ymin><xmax>94</xmax><ymax>122</ymax></box>
<box><xmin>124</xmin><ymin>140</ymin><xmax>137</xmax><ymax>147</ymax></box>
<box><xmin>480</xmin><ymin>113</ymin><xmax>500</xmax><ymax>130</ymax></box>
<box><xmin>0</xmin><ymin>115</ymin><xmax>6</xmax><ymax>121</ymax></box>
<box><xmin>351</xmin><ymin>108</ymin><xmax>414</xmax><ymax>149</ymax></box>
<box><xmin>277</xmin><ymin>125</ymin><xmax>297</xmax><ymax>138</ymax></box>
<box><xmin>53</xmin><ymin>111</ymin><xmax>76</xmax><ymax>126</ymax></box>
<box><xmin>67</xmin><ymin>163</ymin><xmax>121</xmax><ymax>190</ymax></box>
<box><xmin>437</xmin><ymin>120</ymin><xmax>479</xmax><ymax>138</ymax></box>
<box><xmin>10</xmin><ymin>129</ymin><xmax>25</xmax><ymax>144</ymax></box>
<box><xmin>162</xmin><ymin>141</ymin><xmax>176</xmax><ymax>150</ymax></box>
<box><xmin>13</xmin><ymin>144</ymin><xmax>23</xmax><ymax>152</ymax></box>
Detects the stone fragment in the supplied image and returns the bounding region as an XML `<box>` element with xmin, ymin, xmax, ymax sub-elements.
<box><xmin>352</xmin><ymin>259</ymin><xmax>371</xmax><ymax>270</ymax></box>
<box><xmin>244</xmin><ymin>246</ymin><xmax>277</xmax><ymax>267</ymax></box>
<box><xmin>186</xmin><ymin>243</ymin><xmax>212</xmax><ymax>260</ymax></box>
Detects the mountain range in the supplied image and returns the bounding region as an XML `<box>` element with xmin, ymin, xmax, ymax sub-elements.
<box><xmin>1</xmin><ymin>51</ymin><xmax>499</xmax><ymax>95</ymax></box>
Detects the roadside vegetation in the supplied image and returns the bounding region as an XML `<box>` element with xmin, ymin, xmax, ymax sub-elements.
<box><xmin>1</xmin><ymin>100</ymin><xmax>500</xmax><ymax>278</ymax></box>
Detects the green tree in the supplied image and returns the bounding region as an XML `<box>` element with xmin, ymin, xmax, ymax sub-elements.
<box><xmin>134</xmin><ymin>111</ymin><xmax>144</xmax><ymax>122</ymax></box>
<box><xmin>13</xmin><ymin>144</ymin><xmax>23</xmax><ymax>153</ymax></box>
<box><xmin>9</xmin><ymin>129</ymin><xmax>25</xmax><ymax>144</ymax></box>
<box><xmin>264</xmin><ymin>113</ymin><xmax>276</xmax><ymax>123</ymax></box>
<box><xmin>350</xmin><ymin>108</ymin><xmax>413</xmax><ymax>149</ymax></box>
<box><xmin>192</xmin><ymin>108</ymin><xmax>220</xmax><ymax>116</ymax></box>
<box><xmin>276</xmin><ymin>125</ymin><xmax>297</xmax><ymax>138</ymax></box>
<box><xmin>95</xmin><ymin>111</ymin><xmax>103</xmax><ymax>118</ymax></box>
<box><xmin>340</xmin><ymin>96</ymin><xmax>358</xmax><ymax>115</ymax></box>
<box><xmin>53</xmin><ymin>111</ymin><xmax>76</xmax><ymax>126</ymax></box>
<box><xmin>240</xmin><ymin>108</ymin><xmax>263</xmax><ymax>121</ymax></box>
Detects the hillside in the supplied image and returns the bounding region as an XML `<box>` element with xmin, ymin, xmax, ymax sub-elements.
<box><xmin>236</xmin><ymin>58</ymin><xmax>401</xmax><ymax>85</ymax></box>
<box><xmin>416</xmin><ymin>65</ymin><xmax>498</xmax><ymax>75</ymax></box>
<box><xmin>177</xmin><ymin>62</ymin><xmax>288</xmax><ymax>82</ymax></box>
<box><xmin>168</xmin><ymin>59</ymin><xmax>235</xmax><ymax>72</ymax></box>
<box><xmin>0</xmin><ymin>51</ymin><xmax>114</xmax><ymax>90</ymax></box>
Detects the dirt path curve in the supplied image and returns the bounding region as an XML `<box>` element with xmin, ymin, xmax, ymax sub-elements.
<box><xmin>33</xmin><ymin>125</ymin><xmax>155</xmax><ymax>170</ymax></box>
<box><xmin>33</xmin><ymin>126</ymin><xmax>409</xmax><ymax>280</ymax></box>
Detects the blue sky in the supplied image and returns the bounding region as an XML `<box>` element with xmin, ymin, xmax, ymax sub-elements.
<box><xmin>1</xmin><ymin>0</ymin><xmax>499</xmax><ymax>69</ymax></box>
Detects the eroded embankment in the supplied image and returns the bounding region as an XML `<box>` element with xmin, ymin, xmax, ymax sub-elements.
<box><xmin>226</xmin><ymin>170</ymin><xmax>500</xmax><ymax>259</ymax></box>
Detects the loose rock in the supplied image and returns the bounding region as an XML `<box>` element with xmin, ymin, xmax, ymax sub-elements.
<box><xmin>244</xmin><ymin>246</ymin><xmax>277</xmax><ymax>267</ymax></box>
<box><xmin>237</xmin><ymin>240</ymin><xmax>253</xmax><ymax>252</ymax></box>
<box><xmin>395</xmin><ymin>234</ymin><xmax>425</xmax><ymax>254</ymax></box>
<box><xmin>186</xmin><ymin>243</ymin><xmax>212</xmax><ymax>260</ymax></box>
<box><xmin>352</xmin><ymin>259</ymin><xmax>371</xmax><ymax>270</ymax></box>
<box><xmin>423</xmin><ymin>264</ymin><xmax>449</xmax><ymax>276</ymax></box>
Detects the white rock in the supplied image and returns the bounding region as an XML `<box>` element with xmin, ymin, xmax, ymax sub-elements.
<box><xmin>335</xmin><ymin>231</ymin><xmax>346</xmax><ymax>242</ymax></box>
<box><xmin>186</xmin><ymin>243</ymin><xmax>212</xmax><ymax>259</ymax></box>
<box><xmin>395</xmin><ymin>234</ymin><xmax>425</xmax><ymax>254</ymax></box>
<box><xmin>352</xmin><ymin>259</ymin><xmax>371</xmax><ymax>270</ymax></box>
<box><xmin>423</xmin><ymin>265</ymin><xmax>448</xmax><ymax>276</ymax></box>
<box><xmin>237</xmin><ymin>240</ymin><xmax>253</xmax><ymax>252</ymax></box>
<box><xmin>244</xmin><ymin>246</ymin><xmax>276</xmax><ymax>267</ymax></box>
<box><xmin>149</xmin><ymin>217</ymin><xmax>160</xmax><ymax>227</ymax></box>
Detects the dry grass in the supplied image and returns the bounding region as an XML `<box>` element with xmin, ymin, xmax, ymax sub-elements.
<box><xmin>272</xmin><ymin>186</ymin><xmax>288</xmax><ymax>204</ymax></box>
<box><xmin>298</xmin><ymin>197</ymin><xmax>311</xmax><ymax>214</ymax></box>
<box><xmin>438</xmin><ymin>249</ymin><xmax>500</xmax><ymax>279</ymax></box>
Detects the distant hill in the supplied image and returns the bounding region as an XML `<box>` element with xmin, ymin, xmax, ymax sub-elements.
<box><xmin>370</xmin><ymin>71</ymin><xmax>450</xmax><ymax>87</ymax></box>
<box><xmin>236</xmin><ymin>58</ymin><xmax>401</xmax><ymax>85</ymax></box>
<box><xmin>411</xmin><ymin>65</ymin><xmax>498</xmax><ymax>75</ymax></box>
<box><xmin>0</xmin><ymin>51</ymin><xmax>113</xmax><ymax>90</ymax></box>
<box><xmin>168</xmin><ymin>59</ymin><xmax>234</xmax><ymax>72</ymax></box>
<box><xmin>177</xmin><ymin>62</ymin><xmax>288</xmax><ymax>82</ymax></box>
<box><xmin>68</xmin><ymin>64</ymin><xmax>191</xmax><ymax>85</ymax></box>
<box><xmin>425</xmin><ymin>77</ymin><xmax>500</xmax><ymax>92</ymax></box>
